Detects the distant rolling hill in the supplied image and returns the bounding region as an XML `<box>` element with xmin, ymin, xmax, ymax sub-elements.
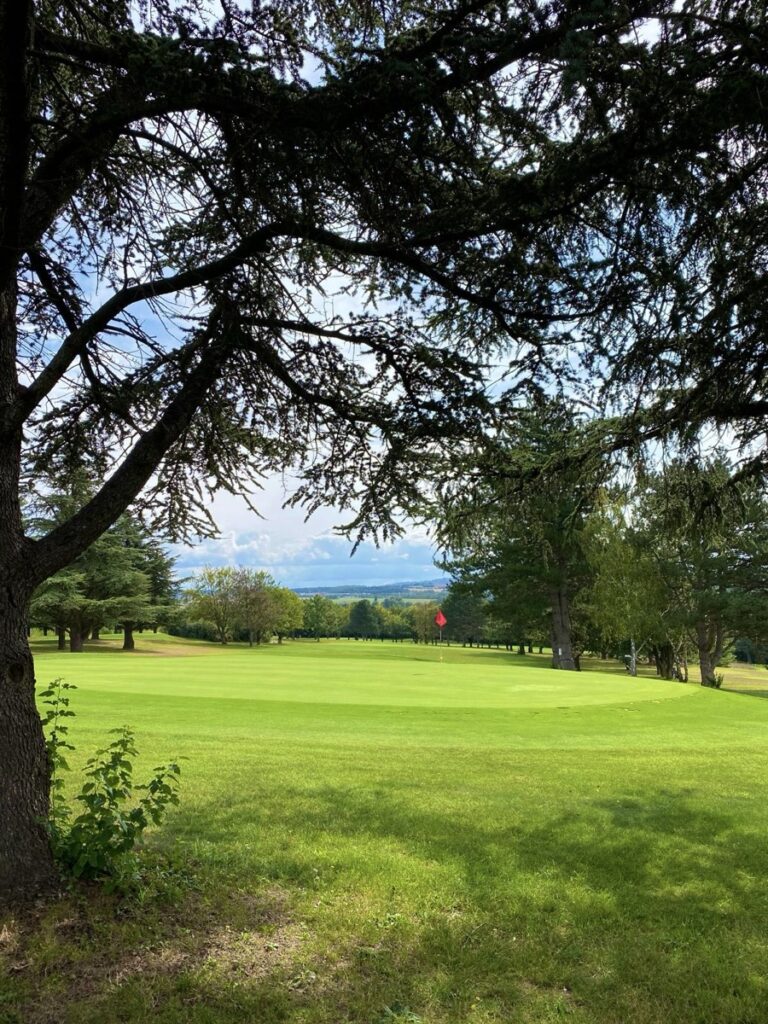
<box><xmin>292</xmin><ymin>578</ymin><xmax>448</xmax><ymax>600</ymax></box>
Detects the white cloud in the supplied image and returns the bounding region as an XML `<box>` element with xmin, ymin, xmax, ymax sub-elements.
<box><xmin>171</xmin><ymin>480</ymin><xmax>445</xmax><ymax>588</ymax></box>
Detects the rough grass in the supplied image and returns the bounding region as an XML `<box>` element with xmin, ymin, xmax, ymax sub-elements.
<box><xmin>3</xmin><ymin>635</ymin><xmax>768</xmax><ymax>1023</ymax></box>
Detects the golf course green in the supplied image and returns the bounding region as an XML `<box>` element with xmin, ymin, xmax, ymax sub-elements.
<box><xmin>4</xmin><ymin>635</ymin><xmax>768</xmax><ymax>1024</ymax></box>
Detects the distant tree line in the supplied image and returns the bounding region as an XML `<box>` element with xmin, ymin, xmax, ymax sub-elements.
<box><xmin>295</xmin><ymin>594</ymin><xmax>528</xmax><ymax>648</ymax></box>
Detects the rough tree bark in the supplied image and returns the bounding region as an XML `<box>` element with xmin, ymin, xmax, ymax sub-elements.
<box><xmin>69</xmin><ymin>622</ymin><xmax>84</xmax><ymax>653</ymax></box>
<box><xmin>696</xmin><ymin>619</ymin><xmax>724</xmax><ymax>687</ymax></box>
<box><xmin>549</xmin><ymin>586</ymin><xmax>577</xmax><ymax>670</ymax></box>
<box><xmin>0</xmin><ymin>566</ymin><xmax>58</xmax><ymax>898</ymax></box>
<box><xmin>0</xmin><ymin>390</ymin><xmax>57</xmax><ymax>897</ymax></box>
<box><xmin>655</xmin><ymin>642</ymin><xmax>675</xmax><ymax>680</ymax></box>
<box><xmin>122</xmin><ymin>621</ymin><xmax>135</xmax><ymax>651</ymax></box>
<box><xmin>0</xmin><ymin>283</ymin><xmax>58</xmax><ymax>897</ymax></box>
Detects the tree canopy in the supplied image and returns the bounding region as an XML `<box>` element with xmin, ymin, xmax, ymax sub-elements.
<box><xmin>8</xmin><ymin>0</ymin><xmax>767</xmax><ymax>587</ymax></box>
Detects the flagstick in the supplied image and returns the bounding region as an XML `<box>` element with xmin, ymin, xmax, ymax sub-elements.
<box><xmin>434</xmin><ymin>609</ymin><xmax>446</xmax><ymax>663</ymax></box>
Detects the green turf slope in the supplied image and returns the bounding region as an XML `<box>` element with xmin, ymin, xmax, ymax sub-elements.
<box><xmin>4</xmin><ymin>638</ymin><xmax>768</xmax><ymax>1024</ymax></box>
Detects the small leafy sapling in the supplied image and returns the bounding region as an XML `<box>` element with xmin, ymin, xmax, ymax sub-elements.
<box><xmin>40</xmin><ymin>678</ymin><xmax>77</xmax><ymax>836</ymax></box>
<box><xmin>40</xmin><ymin>678</ymin><xmax>182</xmax><ymax>889</ymax></box>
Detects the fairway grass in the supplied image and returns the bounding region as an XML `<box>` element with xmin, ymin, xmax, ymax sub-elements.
<box><xmin>3</xmin><ymin>638</ymin><xmax>768</xmax><ymax>1023</ymax></box>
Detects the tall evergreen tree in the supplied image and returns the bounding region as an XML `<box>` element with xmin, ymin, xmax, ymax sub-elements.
<box><xmin>439</xmin><ymin>405</ymin><xmax>605</xmax><ymax>669</ymax></box>
<box><xmin>29</xmin><ymin>486</ymin><xmax>160</xmax><ymax>651</ymax></box>
<box><xmin>441</xmin><ymin>588</ymin><xmax>487</xmax><ymax>647</ymax></box>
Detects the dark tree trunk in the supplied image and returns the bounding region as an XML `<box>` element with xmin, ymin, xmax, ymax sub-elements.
<box><xmin>549</xmin><ymin>587</ymin><xmax>576</xmax><ymax>670</ymax></box>
<box><xmin>698</xmin><ymin>648</ymin><xmax>715</xmax><ymax>686</ymax></box>
<box><xmin>90</xmin><ymin>626</ymin><xmax>100</xmax><ymax>641</ymax></box>
<box><xmin>0</xmin><ymin>582</ymin><xmax>59</xmax><ymax>899</ymax></box>
<box><xmin>69</xmin><ymin>624</ymin><xmax>84</xmax><ymax>653</ymax></box>
<box><xmin>517</xmin><ymin>643</ymin><xmax>526</xmax><ymax>655</ymax></box>
<box><xmin>656</xmin><ymin>642</ymin><xmax>675</xmax><ymax>680</ymax></box>
<box><xmin>122</xmin><ymin>620</ymin><xmax>135</xmax><ymax>651</ymax></box>
<box><xmin>0</xmin><ymin>293</ymin><xmax>58</xmax><ymax>896</ymax></box>
<box><xmin>696</xmin><ymin>620</ymin><xmax>721</xmax><ymax>687</ymax></box>
<box><xmin>57</xmin><ymin>626</ymin><xmax>66</xmax><ymax>651</ymax></box>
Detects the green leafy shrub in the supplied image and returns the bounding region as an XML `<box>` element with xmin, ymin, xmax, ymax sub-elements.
<box><xmin>40</xmin><ymin>678</ymin><xmax>182</xmax><ymax>890</ymax></box>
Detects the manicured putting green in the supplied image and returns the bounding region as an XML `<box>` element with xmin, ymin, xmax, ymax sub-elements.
<box><xmin>37</xmin><ymin>635</ymin><xmax>699</xmax><ymax>707</ymax></box>
<box><xmin>31</xmin><ymin>635</ymin><xmax>763</xmax><ymax>753</ymax></box>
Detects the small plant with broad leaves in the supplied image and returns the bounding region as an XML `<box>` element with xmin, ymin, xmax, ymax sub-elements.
<box><xmin>40</xmin><ymin>678</ymin><xmax>182</xmax><ymax>892</ymax></box>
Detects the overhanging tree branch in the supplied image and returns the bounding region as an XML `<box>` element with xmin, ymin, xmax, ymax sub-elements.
<box><xmin>10</xmin><ymin>222</ymin><xmax>289</xmax><ymax>431</ymax></box>
<box><xmin>28</xmin><ymin>309</ymin><xmax>232</xmax><ymax>582</ymax></box>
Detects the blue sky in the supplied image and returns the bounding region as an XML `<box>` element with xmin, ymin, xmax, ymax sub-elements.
<box><xmin>170</xmin><ymin>486</ymin><xmax>446</xmax><ymax>588</ymax></box>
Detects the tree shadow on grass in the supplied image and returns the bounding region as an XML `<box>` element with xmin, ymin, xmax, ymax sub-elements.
<box><xmin>9</xmin><ymin>776</ymin><xmax>768</xmax><ymax>1024</ymax></box>
<box><xmin>149</xmin><ymin>774</ymin><xmax>768</xmax><ymax>1023</ymax></box>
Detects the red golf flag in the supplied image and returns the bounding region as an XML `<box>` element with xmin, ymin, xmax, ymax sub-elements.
<box><xmin>434</xmin><ymin>610</ymin><xmax>447</xmax><ymax>628</ymax></box>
